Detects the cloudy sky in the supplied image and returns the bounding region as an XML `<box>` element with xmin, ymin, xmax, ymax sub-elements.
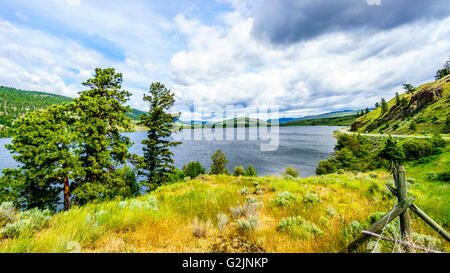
<box><xmin>1</xmin><ymin>0</ymin><xmax>449</xmax><ymax>119</ymax></box>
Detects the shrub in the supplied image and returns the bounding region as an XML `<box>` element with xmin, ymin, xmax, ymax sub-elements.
<box><xmin>304</xmin><ymin>192</ymin><xmax>321</xmax><ymax>206</ymax></box>
<box><xmin>168</xmin><ymin>168</ymin><xmax>186</xmax><ymax>182</ymax></box>
<box><xmin>237</xmin><ymin>215</ymin><xmax>259</xmax><ymax>232</ymax></box>
<box><xmin>402</xmin><ymin>139</ymin><xmax>433</xmax><ymax>160</ymax></box>
<box><xmin>409</xmin><ymin>121</ymin><xmax>417</xmax><ymax>131</ymax></box>
<box><xmin>430</xmin><ymin>132</ymin><xmax>446</xmax><ymax>148</ymax></box>
<box><xmin>277</xmin><ymin>216</ymin><xmax>323</xmax><ymax>238</ymax></box>
<box><xmin>437</xmin><ymin>171</ymin><xmax>450</xmax><ymax>182</ymax></box>
<box><xmin>192</xmin><ymin>218</ymin><xmax>210</xmax><ymax>238</ymax></box>
<box><xmin>117</xmin><ymin>166</ymin><xmax>141</xmax><ymax>197</ymax></box>
<box><xmin>326</xmin><ymin>206</ymin><xmax>337</xmax><ymax>217</ymax></box>
<box><xmin>411</xmin><ymin>232</ymin><xmax>443</xmax><ymax>250</ymax></box>
<box><xmin>209</xmin><ymin>150</ymin><xmax>229</xmax><ymax>175</ymax></box>
<box><xmin>231</xmin><ymin>197</ymin><xmax>262</xmax><ymax>218</ymax></box>
<box><xmin>283</xmin><ymin>166</ymin><xmax>299</xmax><ymax>178</ymax></box>
<box><xmin>183</xmin><ymin>161</ymin><xmax>205</xmax><ymax>179</ymax></box>
<box><xmin>217</xmin><ymin>213</ymin><xmax>228</xmax><ymax>232</ymax></box>
<box><xmin>0</xmin><ymin>202</ymin><xmax>16</xmax><ymax>227</ymax></box>
<box><xmin>240</xmin><ymin>187</ymin><xmax>250</xmax><ymax>196</ymax></box>
<box><xmin>0</xmin><ymin>208</ymin><xmax>52</xmax><ymax>238</ymax></box>
<box><xmin>427</xmin><ymin>171</ymin><xmax>437</xmax><ymax>181</ymax></box>
<box><xmin>244</xmin><ymin>164</ymin><xmax>257</xmax><ymax>177</ymax></box>
<box><xmin>367</xmin><ymin>183</ymin><xmax>380</xmax><ymax>194</ymax></box>
<box><xmin>271</xmin><ymin>191</ymin><xmax>297</xmax><ymax>207</ymax></box>
<box><xmin>233</xmin><ymin>166</ymin><xmax>245</xmax><ymax>176</ymax></box>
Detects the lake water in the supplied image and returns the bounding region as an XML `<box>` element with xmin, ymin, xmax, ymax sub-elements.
<box><xmin>0</xmin><ymin>126</ymin><xmax>341</xmax><ymax>177</ymax></box>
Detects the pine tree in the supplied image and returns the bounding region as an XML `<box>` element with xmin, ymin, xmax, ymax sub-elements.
<box><xmin>71</xmin><ymin>68</ymin><xmax>135</xmax><ymax>204</ymax></box>
<box><xmin>139</xmin><ymin>82</ymin><xmax>181</xmax><ymax>191</ymax></box>
<box><xmin>244</xmin><ymin>164</ymin><xmax>257</xmax><ymax>177</ymax></box>
<box><xmin>381</xmin><ymin>98</ymin><xmax>388</xmax><ymax>114</ymax></box>
<box><xmin>0</xmin><ymin>103</ymin><xmax>80</xmax><ymax>210</ymax></box>
<box><xmin>209</xmin><ymin>149</ymin><xmax>229</xmax><ymax>175</ymax></box>
<box><xmin>378</xmin><ymin>135</ymin><xmax>405</xmax><ymax>166</ymax></box>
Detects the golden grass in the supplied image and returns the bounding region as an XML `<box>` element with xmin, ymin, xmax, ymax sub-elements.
<box><xmin>1</xmin><ymin>172</ymin><xmax>448</xmax><ymax>253</ymax></box>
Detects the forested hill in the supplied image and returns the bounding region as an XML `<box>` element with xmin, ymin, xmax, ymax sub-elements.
<box><xmin>0</xmin><ymin>86</ymin><xmax>72</xmax><ymax>128</ymax></box>
<box><xmin>0</xmin><ymin>86</ymin><xmax>146</xmax><ymax>136</ymax></box>
<box><xmin>351</xmin><ymin>75</ymin><xmax>450</xmax><ymax>135</ymax></box>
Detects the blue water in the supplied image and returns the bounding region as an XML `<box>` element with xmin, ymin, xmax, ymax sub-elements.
<box><xmin>0</xmin><ymin>126</ymin><xmax>340</xmax><ymax>177</ymax></box>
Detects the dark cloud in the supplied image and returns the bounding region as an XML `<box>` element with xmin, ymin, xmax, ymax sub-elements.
<box><xmin>252</xmin><ymin>0</ymin><xmax>450</xmax><ymax>44</ymax></box>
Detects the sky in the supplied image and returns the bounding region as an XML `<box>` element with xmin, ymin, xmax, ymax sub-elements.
<box><xmin>0</xmin><ymin>0</ymin><xmax>449</xmax><ymax>120</ymax></box>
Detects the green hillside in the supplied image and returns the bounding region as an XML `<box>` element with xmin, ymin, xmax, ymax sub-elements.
<box><xmin>351</xmin><ymin>75</ymin><xmax>450</xmax><ymax>135</ymax></box>
<box><xmin>0</xmin><ymin>86</ymin><xmax>146</xmax><ymax>137</ymax></box>
<box><xmin>281</xmin><ymin>114</ymin><xmax>357</xmax><ymax>127</ymax></box>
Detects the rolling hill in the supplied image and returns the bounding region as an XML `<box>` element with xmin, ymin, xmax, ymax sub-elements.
<box><xmin>0</xmin><ymin>86</ymin><xmax>146</xmax><ymax>137</ymax></box>
<box><xmin>281</xmin><ymin>114</ymin><xmax>357</xmax><ymax>127</ymax></box>
<box><xmin>351</xmin><ymin>75</ymin><xmax>450</xmax><ymax>135</ymax></box>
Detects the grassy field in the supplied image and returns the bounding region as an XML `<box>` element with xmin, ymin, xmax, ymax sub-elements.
<box><xmin>1</xmin><ymin>158</ymin><xmax>448</xmax><ymax>253</ymax></box>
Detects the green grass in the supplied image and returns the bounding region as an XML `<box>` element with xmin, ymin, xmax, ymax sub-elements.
<box><xmin>1</xmin><ymin>165</ymin><xmax>448</xmax><ymax>253</ymax></box>
<box><xmin>352</xmin><ymin>75</ymin><xmax>450</xmax><ymax>135</ymax></box>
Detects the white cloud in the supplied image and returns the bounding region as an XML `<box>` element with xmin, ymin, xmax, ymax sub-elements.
<box><xmin>170</xmin><ymin>10</ymin><xmax>450</xmax><ymax>119</ymax></box>
<box><xmin>67</xmin><ymin>0</ymin><xmax>81</xmax><ymax>6</ymax></box>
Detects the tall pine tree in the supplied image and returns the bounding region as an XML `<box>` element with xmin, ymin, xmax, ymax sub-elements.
<box><xmin>71</xmin><ymin>68</ymin><xmax>135</xmax><ymax>204</ymax></box>
<box><xmin>138</xmin><ymin>82</ymin><xmax>181</xmax><ymax>191</ymax></box>
<box><xmin>0</xmin><ymin>103</ymin><xmax>80</xmax><ymax>210</ymax></box>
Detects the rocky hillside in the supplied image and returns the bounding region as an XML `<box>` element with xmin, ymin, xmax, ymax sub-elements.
<box><xmin>351</xmin><ymin>75</ymin><xmax>450</xmax><ymax>135</ymax></box>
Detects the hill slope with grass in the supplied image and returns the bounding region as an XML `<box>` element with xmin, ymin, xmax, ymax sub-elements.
<box><xmin>281</xmin><ymin>114</ymin><xmax>357</xmax><ymax>127</ymax></box>
<box><xmin>351</xmin><ymin>75</ymin><xmax>450</xmax><ymax>135</ymax></box>
<box><xmin>1</xmin><ymin>155</ymin><xmax>448</xmax><ymax>253</ymax></box>
<box><xmin>0</xmin><ymin>86</ymin><xmax>146</xmax><ymax>136</ymax></box>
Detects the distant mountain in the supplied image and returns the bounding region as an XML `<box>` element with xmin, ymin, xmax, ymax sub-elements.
<box><xmin>0</xmin><ymin>86</ymin><xmax>146</xmax><ymax>137</ymax></box>
<box><xmin>269</xmin><ymin>110</ymin><xmax>362</xmax><ymax>124</ymax></box>
<box><xmin>281</xmin><ymin>115</ymin><xmax>357</xmax><ymax>127</ymax></box>
<box><xmin>351</xmin><ymin>75</ymin><xmax>450</xmax><ymax>135</ymax></box>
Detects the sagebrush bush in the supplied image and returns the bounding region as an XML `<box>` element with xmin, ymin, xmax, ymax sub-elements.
<box><xmin>217</xmin><ymin>213</ymin><xmax>228</xmax><ymax>232</ymax></box>
<box><xmin>0</xmin><ymin>202</ymin><xmax>16</xmax><ymax>227</ymax></box>
<box><xmin>237</xmin><ymin>215</ymin><xmax>259</xmax><ymax>232</ymax></box>
<box><xmin>271</xmin><ymin>191</ymin><xmax>297</xmax><ymax>207</ymax></box>
<box><xmin>0</xmin><ymin>208</ymin><xmax>52</xmax><ymax>238</ymax></box>
<box><xmin>192</xmin><ymin>217</ymin><xmax>210</xmax><ymax>238</ymax></box>
<box><xmin>240</xmin><ymin>187</ymin><xmax>250</xmax><ymax>196</ymax></box>
<box><xmin>304</xmin><ymin>192</ymin><xmax>321</xmax><ymax>206</ymax></box>
<box><xmin>277</xmin><ymin>216</ymin><xmax>323</xmax><ymax>238</ymax></box>
<box><xmin>411</xmin><ymin>232</ymin><xmax>443</xmax><ymax>250</ymax></box>
<box><xmin>231</xmin><ymin>197</ymin><xmax>262</xmax><ymax>218</ymax></box>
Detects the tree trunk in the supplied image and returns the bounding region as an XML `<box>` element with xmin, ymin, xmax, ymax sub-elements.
<box><xmin>63</xmin><ymin>175</ymin><xmax>70</xmax><ymax>211</ymax></box>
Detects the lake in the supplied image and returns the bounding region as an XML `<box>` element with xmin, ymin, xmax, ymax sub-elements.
<box><xmin>0</xmin><ymin>126</ymin><xmax>341</xmax><ymax>177</ymax></box>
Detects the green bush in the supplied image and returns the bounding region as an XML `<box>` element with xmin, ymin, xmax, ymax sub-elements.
<box><xmin>437</xmin><ymin>171</ymin><xmax>450</xmax><ymax>182</ymax></box>
<box><xmin>427</xmin><ymin>171</ymin><xmax>437</xmax><ymax>181</ymax></box>
<box><xmin>304</xmin><ymin>192</ymin><xmax>321</xmax><ymax>206</ymax></box>
<box><xmin>183</xmin><ymin>161</ymin><xmax>206</xmax><ymax>179</ymax></box>
<box><xmin>401</xmin><ymin>139</ymin><xmax>433</xmax><ymax>160</ymax></box>
<box><xmin>283</xmin><ymin>166</ymin><xmax>299</xmax><ymax>178</ymax></box>
<box><xmin>168</xmin><ymin>168</ymin><xmax>186</xmax><ymax>182</ymax></box>
<box><xmin>233</xmin><ymin>166</ymin><xmax>245</xmax><ymax>176</ymax></box>
<box><xmin>271</xmin><ymin>191</ymin><xmax>297</xmax><ymax>207</ymax></box>
<box><xmin>0</xmin><ymin>202</ymin><xmax>16</xmax><ymax>227</ymax></box>
<box><xmin>244</xmin><ymin>164</ymin><xmax>257</xmax><ymax>177</ymax></box>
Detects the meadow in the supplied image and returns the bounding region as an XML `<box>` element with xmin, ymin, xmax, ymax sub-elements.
<box><xmin>1</xmin><ymin>153</ymin><xmax>448</xmax><ymax>253</ymax></box>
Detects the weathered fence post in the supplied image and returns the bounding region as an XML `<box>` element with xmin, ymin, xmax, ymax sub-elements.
<box><xmin>394</xmin><ymin>165</ymin><xmax>411</xmax><ymax>252</ymax></box>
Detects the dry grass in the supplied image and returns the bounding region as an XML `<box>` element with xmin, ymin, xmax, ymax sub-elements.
<box><xmin>0</xmin><ymin>172</ymin><xmax>448</xmax><ymax>253</ymax></box>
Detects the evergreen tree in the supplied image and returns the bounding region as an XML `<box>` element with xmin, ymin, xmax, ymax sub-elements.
<box><xmin>365</xmin><ymin>108</ymin><xmax>369</xmax><ymax>114</ymax></box>
<box><xmin>381</xmin><ymin>98</ymin><xmax>388</xmax><ymax>114</ymax></box>
<box><xmin>182</xmin><ymin>161</ymin><xmax>205</xmax><ymax>179</ymax></box>
<box><xmin>375</xmin><ymin>102</ymin><xmax>379</xmax><ymax>108</ymax></box>
<box><xmin>403</xmin><ymin>83</ymin><xmax>415</xmax><ymax>94</ymax></box>
<box><xmin>139</xmin><ymin>82</ymin><xmax>181</xmax><ymax>191</ymax></box>
<box><xmin>209</xmin><ymin>149</ymin><xmax>229</xmax><ymax>175</ymax></box>
<box><xmin>435</xmin><ymin>57</ymin><xmax>450</xmax><ymax>80</ymax></box>
<box><xmin>233</xmin><ymin>166</ymin><xmax>245</xmax><ymax>176</ymax></box>
<box><xmin>244</xmin><ymin>164</ymin><xmax>257</xmax><ymax>177</ymax></box>
<box><xmin>0</xmin><ymin>104</ymin><xmax>80</xmax><ymax>210</ymax></box>
<box><xmin>71</xmin><ymin>68</ymin><xmax>135</xmax><ymax>204</ymax></box>
<box><xmin>378</xmin><ymin>135</ymin><xmax>405</xmax><ymax>166</ymax></box>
